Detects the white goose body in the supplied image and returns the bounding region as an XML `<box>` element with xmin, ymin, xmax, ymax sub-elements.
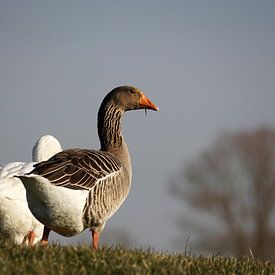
<box><xmin>0</xmin><ymin>163</ymin><xmax>41</xmax><ymax>245</ymax></box>
<box><xmin>20</xmin><ymin>86</ymin><xmax>158</xmax><ymax>247</ymax></box>
<box><xmin>0</xmin><ymin>135</ymin><xmax>62</xmax><ymax>245</ymax></box>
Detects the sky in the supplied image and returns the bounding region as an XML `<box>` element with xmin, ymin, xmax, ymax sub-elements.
<box><xmin>0</xmin><ymin>1</ymin><xmax>275</xmax><ymax>252</ymax></box>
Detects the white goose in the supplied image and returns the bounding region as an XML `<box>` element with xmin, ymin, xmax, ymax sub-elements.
<box><xmin>19</xmin><ymin>86</ymin><xmax>158</xmax><ymax>248</ymax></box>
<box><xmin>0</xmin><ymin>135</ymin><xmax>62</xmax><ymax>245</ymax></box>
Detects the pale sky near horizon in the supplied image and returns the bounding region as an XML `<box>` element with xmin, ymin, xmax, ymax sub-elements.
<box><xmin>0</xmin><ymin>1</ymin><xmax>275</xmax><ymax>252</ymax></box>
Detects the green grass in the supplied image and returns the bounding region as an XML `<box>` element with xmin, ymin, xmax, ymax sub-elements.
<box><xmin>0</xmin><ymin>241</ymin><xmax>274</xmax><ymax>275</ymax></box>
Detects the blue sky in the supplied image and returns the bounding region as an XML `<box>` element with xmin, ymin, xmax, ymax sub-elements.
<box><xmin>0</xmin><ymin>1</ymin><xmax>274</xmax><ymax>252</ymax></box>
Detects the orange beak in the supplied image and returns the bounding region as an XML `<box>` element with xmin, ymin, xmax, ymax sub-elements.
<box><xmin>139</xmin><ymin>93</ymin><xmax>159</xmax><ymax>111</ymax></box>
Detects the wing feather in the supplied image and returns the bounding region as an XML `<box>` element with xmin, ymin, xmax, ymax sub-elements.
<box><xmin>30</xmin><ymin>149</ymin><xmax>123</xmax><ymax>190</ymax></box>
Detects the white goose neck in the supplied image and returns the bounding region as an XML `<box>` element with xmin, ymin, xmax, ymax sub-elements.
<box><xmin>32</xmin><ymin>135</ymin><xmax>62</xmax><ymax>162</ymax></box>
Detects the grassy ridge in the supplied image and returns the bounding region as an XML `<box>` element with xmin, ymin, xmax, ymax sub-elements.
<box><xmin>0</xmin><ymin>241</ymin><xmax>274</xmax><ymax>275</ymax></box>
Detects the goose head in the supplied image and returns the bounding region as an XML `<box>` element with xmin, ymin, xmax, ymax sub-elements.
<box><xmin>32</xmin><ymin>135</ymin><xmax>62</xmax><ymax>162</ymax></box>
<box><xmin>100</xmin><ymin>86</ymin><xmax>159</xmax><ymax>112</ymax></box>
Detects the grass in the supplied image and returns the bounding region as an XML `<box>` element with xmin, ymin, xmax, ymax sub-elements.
<box><xmin>0</xmin><ymin>241</ymin><xmax>274</xmax><ymax>274</ymax></box>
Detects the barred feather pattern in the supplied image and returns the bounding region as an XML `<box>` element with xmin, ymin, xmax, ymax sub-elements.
<box><xmin>83</xmin><ymin>168</ymin><xmax>130</xmax><ymax>228</ymax></box>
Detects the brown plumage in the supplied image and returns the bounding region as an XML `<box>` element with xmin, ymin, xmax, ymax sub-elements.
<box><xmin>31</xmin><ymin>149</ymin><xmax>122</xmax><ymax>190</ymax></box>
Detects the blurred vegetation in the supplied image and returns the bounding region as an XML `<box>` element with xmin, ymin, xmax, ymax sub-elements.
<box><xmin>0</xmin><ymin>240</ymin><xmax>275</xmax><ymax>274</ymax></box>
<box><xmin>171</xmin><ymin>128</ymin><xmax>275</xmax><ymax>259</ymax></box>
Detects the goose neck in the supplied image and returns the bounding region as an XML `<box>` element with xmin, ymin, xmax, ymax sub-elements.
<box><xmin>97</xmin><ymin>105</ymin><xmax>124</xmax><ymax>151</ymax></box>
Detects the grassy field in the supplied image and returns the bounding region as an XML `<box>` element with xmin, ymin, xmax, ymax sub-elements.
<box><xmin>0</xmin><ymin>241</ymin><xmax>274</xmax><ymax>275</ymax></box>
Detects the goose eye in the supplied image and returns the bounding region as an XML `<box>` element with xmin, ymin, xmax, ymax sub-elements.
<box><xmin>129</xmin><ymin>90</ymin><xmax>135</xmax><ymax>94</ymax></box>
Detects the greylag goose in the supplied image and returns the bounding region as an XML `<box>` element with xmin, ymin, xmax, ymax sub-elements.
<box><xmin>0</xmin><ymin>135</ymin><xmax>62</xmax><ymax>245</ymax></box>
<box><xmin>19</xmin><ymin>86</ymin><xmax>158</xmax><ymax>248</ymax></box>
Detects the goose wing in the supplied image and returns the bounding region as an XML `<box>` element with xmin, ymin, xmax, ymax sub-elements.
<box><xmin>30</xmin><ymin>149</ymin><xmax>122</xmax><ymax>190</ymax></box>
